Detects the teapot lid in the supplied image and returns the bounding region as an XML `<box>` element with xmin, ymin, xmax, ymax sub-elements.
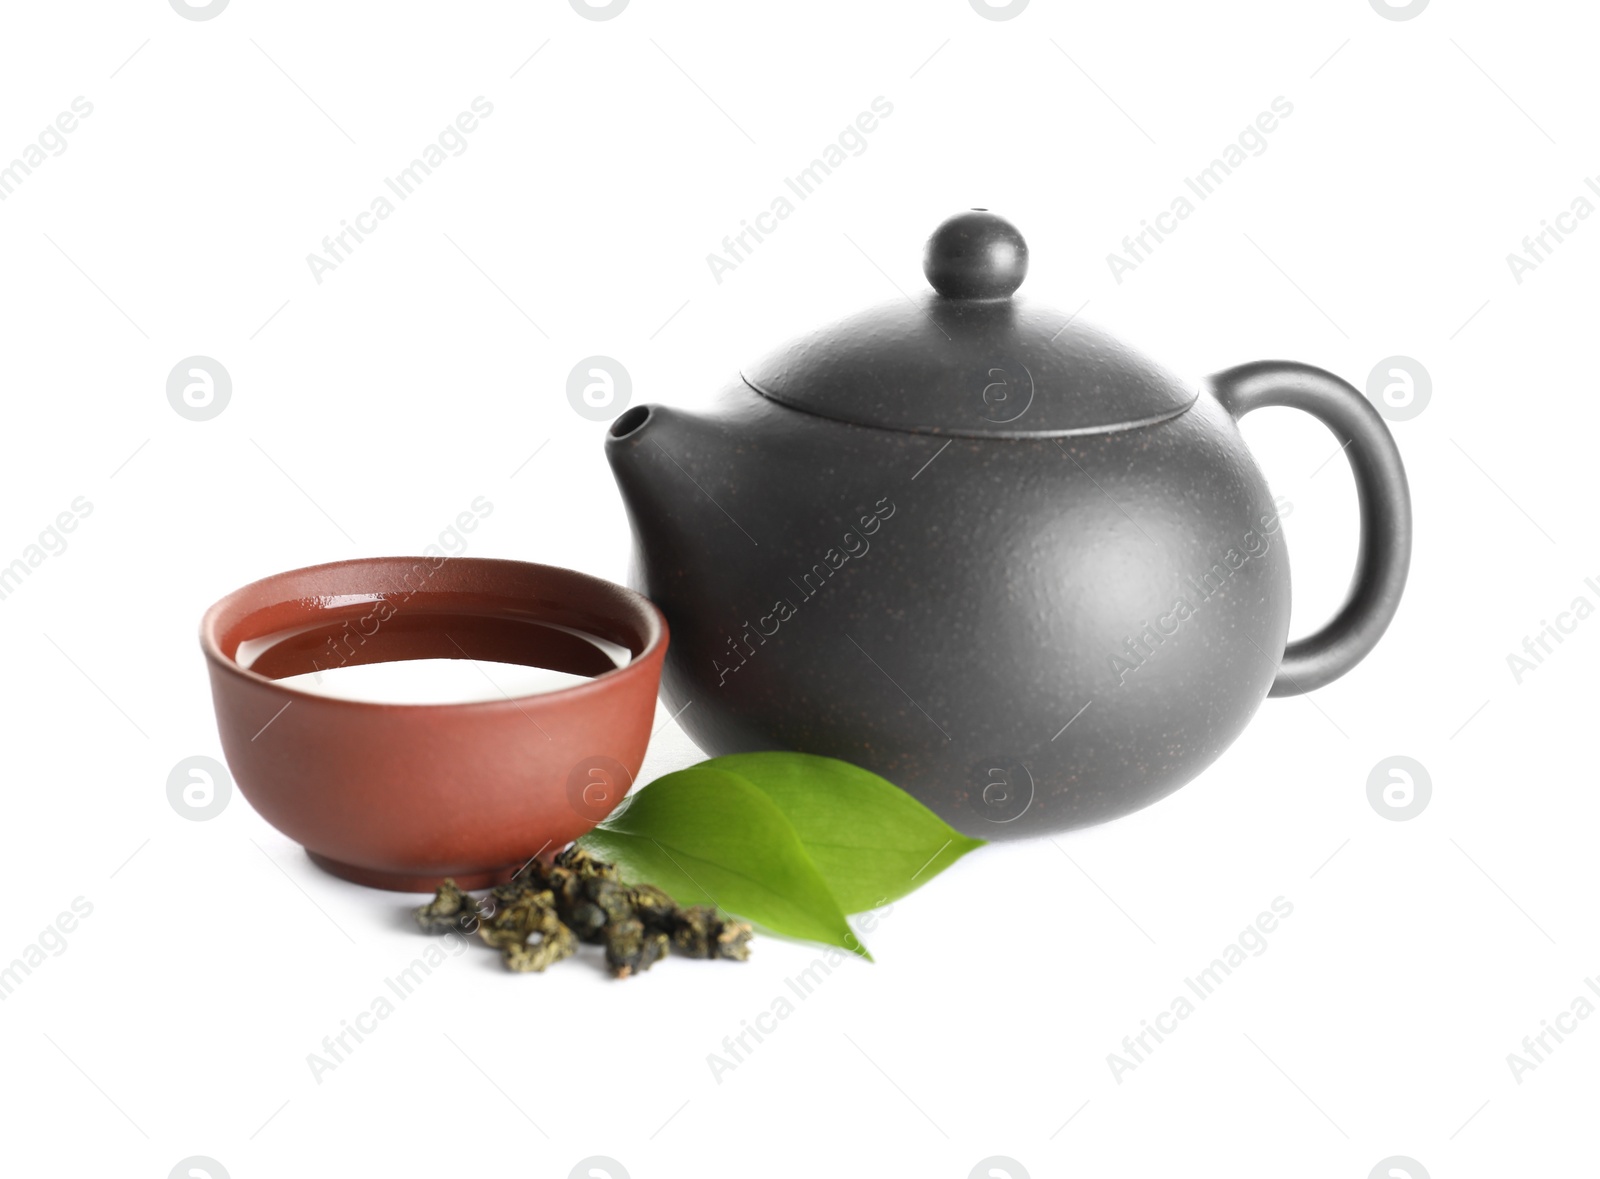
<box><xmin>741</xmin><ymin>210</ymin><xmax>1196</xmax><ymax>438</ymax></box>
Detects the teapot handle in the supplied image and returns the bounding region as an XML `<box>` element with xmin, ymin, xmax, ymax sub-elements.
<box><xmin>1211</xmin><ymin>361</ymin><xmax>1412</xmax><ymax>697</ymax></box>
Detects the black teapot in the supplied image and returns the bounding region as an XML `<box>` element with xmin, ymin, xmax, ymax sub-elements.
<box><xmin>605</xmin><ymin>210</ymin><xmax>1410</xmax><ymax>837</ymax></box>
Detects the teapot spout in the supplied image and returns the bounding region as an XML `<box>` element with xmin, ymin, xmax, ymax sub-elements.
<box><xmin>606</xmin><ymin>403</ymin><xmax>656</xmax><ymax>447</ymax></box>
<box><xmin>605</xmin><ymin>404</ymin><xmax>659</xmax><ymax>511</ymax></box>
<box><xmin>604</xmin><ymin>402</ymin><xmax>674</xmax><ymax>489</ymax></box>
<box><xmin>604</xmin><ymin>402</ymin><xmax>715</xmax><ymax>539</ymax></box>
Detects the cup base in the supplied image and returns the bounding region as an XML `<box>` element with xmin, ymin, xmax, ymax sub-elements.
<box><xmin>306</xmin><ymin>850</ymin><xmax>526</xmax><ymax>894</ymax></box>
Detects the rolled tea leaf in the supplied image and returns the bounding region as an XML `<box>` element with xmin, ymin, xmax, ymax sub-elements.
<box><xmin>706</xmin><ymin>752</ymin><xmax>985</xmax><ymax>914</ymax></box>
<box><xmin>578</xmin><ymin>767</ymin><xmax>869</xmax><ymax>959</ymax></box>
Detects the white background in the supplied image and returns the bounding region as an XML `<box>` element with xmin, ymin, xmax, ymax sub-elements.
<box><xmin>0</xmin><ymin>1</ymin><xmax>1594</xmax><ymax>1176</ymax></box>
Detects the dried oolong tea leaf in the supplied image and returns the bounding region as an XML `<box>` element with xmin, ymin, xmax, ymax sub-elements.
<box><xmin>666</xmin><ymin>904</ymin><xmax>754</xmax><ymax>961</ymax></box>
<box><xmin>563</xmin><ymin>898</ymin><xmax>609</xmax><ymax>944</ymax></box>
<box><xmin>413</xmin><ymin>847</ymin><xmax>752</xmax><ymax>979</ymax></box>
<box><xmin>627</xmin><ymin>885</ymin><xmax>751</xmax><ymax>962</ymax></box>
<box><xmin>604</xmin><ymin>917</ymin><xmax>669</xmax><ymax>979</ymax></box>
<box><xmin>713</xmin><ymin>919</ymin><xmax>755</xmax><ymax>961</ymax></box>
<box><xmin>552</xmin><ymin>845</ymin><xmax>619</xmax><ymax>881</ymax></box>
<box><xmin>628</xmin><ymin>883</ymin><xmax>678</xmax><ymax>926</ymax></box>
<box><xmin>588</xmin><ymin>878</ymin><xmax>637</xmax><ymax>926</ymax></box>
<box><xmin>415</xmin><ymin>879</ymin><xmax>483</xmax><ymax>935</ymax></box>
<box><xmin>479</xmin><ymin>888</ymin><xmax>576</xmax><ymax>973</ymax></box>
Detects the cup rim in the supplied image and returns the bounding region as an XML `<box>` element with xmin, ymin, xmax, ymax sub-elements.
<box><xmin>199</xmin><ymin>555</ymin><xmax>667</xmax><ymax>713</ymax></box>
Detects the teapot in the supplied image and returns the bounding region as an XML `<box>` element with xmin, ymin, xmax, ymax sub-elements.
<box><xmin>605</xmin><ymin>210</ymin><xmax>1410</xmax><ymax>837</ymax></box>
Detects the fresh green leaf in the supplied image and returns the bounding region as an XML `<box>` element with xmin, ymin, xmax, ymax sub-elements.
<box><xmin>706</xmin><ymin>752</ymin><xmax>985</xmax><ymax>914</ymax></box>
<box><xmin>578</xmin><ymin>766</ymin><xmax>869</xmax><ymax>958</ymax></box>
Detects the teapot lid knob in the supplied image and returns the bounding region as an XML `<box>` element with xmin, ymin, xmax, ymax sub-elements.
<box><xmin>922</xmin><ymin>209</ymin><xmax>1028</xmax><ymax>300</ymax></box>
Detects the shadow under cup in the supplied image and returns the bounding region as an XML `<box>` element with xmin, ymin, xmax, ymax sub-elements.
<box><xmin>200</xmin><ymin>557</ymin><xmax>668</xmax><ymax>892</ymax></box>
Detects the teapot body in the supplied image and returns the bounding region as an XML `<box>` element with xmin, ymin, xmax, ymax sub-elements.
<box><xmin>606</xmin><ymin>384</ymin><xmax>1292</xmax><ymax>837</ymax></box>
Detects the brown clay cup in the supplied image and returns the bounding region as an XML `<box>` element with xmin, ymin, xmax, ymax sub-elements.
<box><xmin>200</xmin><ymin>556</ymin><xmax>668</xmax><ymax>892</ymax></box>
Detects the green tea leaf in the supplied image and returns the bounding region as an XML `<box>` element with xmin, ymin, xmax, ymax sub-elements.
<box><xmin>578</xmin><ymin>766</ymin><xmax>869</xmax><ymax>958</ymax></box>
<box><xmin>706</xmin><ymin>753</ymin><xmax>985</xmax><ymax>914</ymax></box>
